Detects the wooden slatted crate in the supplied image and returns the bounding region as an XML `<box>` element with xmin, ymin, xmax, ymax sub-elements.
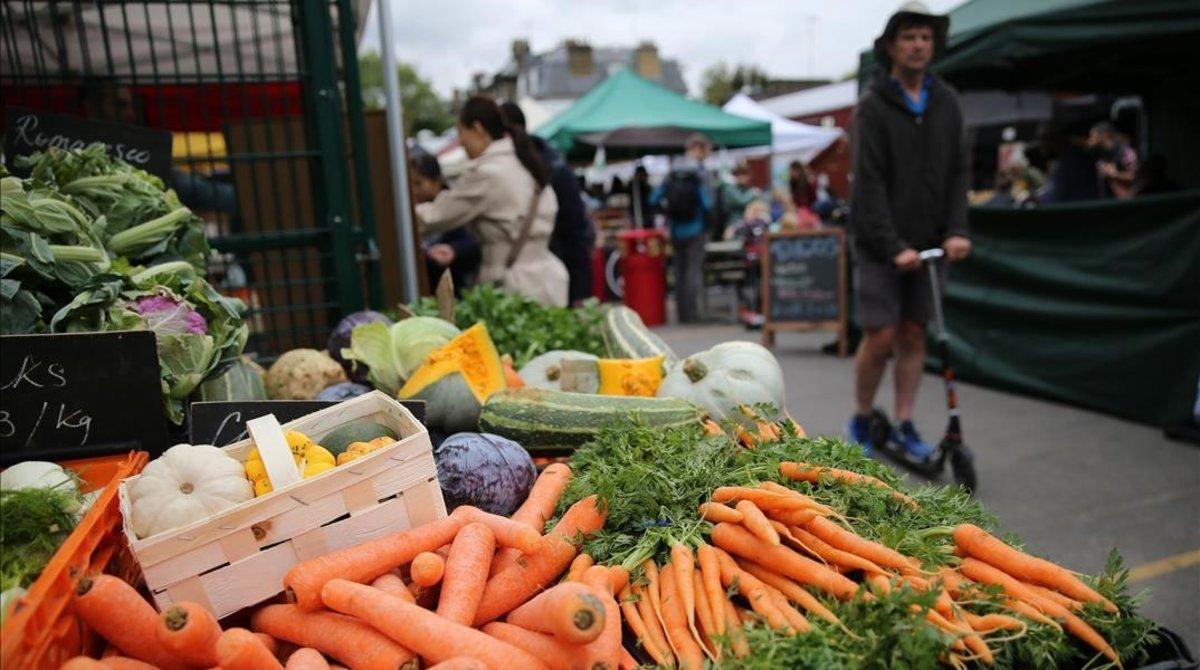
<box><xmin>117</xmin><ymin>391</ymin><xmax>444</xmax><ymax>619</ymax></box>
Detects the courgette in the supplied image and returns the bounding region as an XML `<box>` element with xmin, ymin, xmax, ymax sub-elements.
<box><xmin>602</xmin><ymin>306</ymin><xmax>679</xmax><ymax>366</ymax></box>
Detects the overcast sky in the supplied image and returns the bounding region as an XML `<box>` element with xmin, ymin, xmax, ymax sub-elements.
<box><xmin>360</xmin><ymin>0</ymin><xmax>962</xmax><ymax>98</ymax></box>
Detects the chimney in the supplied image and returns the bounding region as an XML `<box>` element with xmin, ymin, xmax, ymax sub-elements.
<box><xmin>511</xmin><ymin>39</ymin><xmax>531</xmax><ymax>69</ymax></box>
<box><xmin>565</xmin><ymin>39</ymin><xmax>593</xmax><ymax>77</ymax></box>
<box><xmin>634</xmin><ymin>41</ymin><xmax>662</xmax><ymax>80</ymax></box>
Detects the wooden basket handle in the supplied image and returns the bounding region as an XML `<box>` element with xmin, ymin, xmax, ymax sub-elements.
<box><xmin>245</xmin><ymin>414</ymin><xmax>302</xmax><ymax>490</ymax></box>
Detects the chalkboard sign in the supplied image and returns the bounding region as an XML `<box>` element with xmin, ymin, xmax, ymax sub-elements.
<box><xmin>0</xmin><ymin>331</ymin><xmax>168</xmax><ymax>465</ymax></box>
<box><xmin>4</xmin><ymin>106</ymin><xmax>173</xmax><ymax>179</ymax></box>
<box><xmin>761</xmin><ymin>229</ymin><xmax>847</xmax><ymax>355</ymax></box>
<box><xmin>189</xmin><ymin>400</ymin><xmax>427</xmax><ymax>447</ymax></box>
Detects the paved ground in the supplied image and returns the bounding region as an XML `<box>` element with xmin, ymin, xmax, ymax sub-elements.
<box><xmin>656</xmin><ymin>324</ymin><xmax>1200</xmax><ymax>653</ymax></box>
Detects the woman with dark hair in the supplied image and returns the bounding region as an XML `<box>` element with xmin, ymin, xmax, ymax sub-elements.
<box><xmin>410</xmin><ymin>151</ymin><xmax>481</xmax><ymax>294</ymax></box>
<box><xmin>415</xmin><ymin>95</ymin><xmax>568</xmax><ymax>306</ymax></box>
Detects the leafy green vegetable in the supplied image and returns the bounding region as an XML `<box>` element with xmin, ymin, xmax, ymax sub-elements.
<box><xmin>0</xmin><ymin>483</ymin><xmax>83</xmax><ymax>592</ymax></box>
<box><xmin>342</xmin><ymin>321</ymin><xmax>403</xmax><ymax>395</ymax></box>
<box><xmin>408</xmin><ymin>284</ymin><xmax>606</xmax><ymax>367</ymax></box>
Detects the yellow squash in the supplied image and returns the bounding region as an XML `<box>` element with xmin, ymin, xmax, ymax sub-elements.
<box><xmin>398</xmin><ymin>322</ymin><xmax>507</xmax><ymax>433</ymax></box>
<box><xmin>596</xmin><ymin>355</ymin><xmax>665</xmax><ymax>397</ymax></box>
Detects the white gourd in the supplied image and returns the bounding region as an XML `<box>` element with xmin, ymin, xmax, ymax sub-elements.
<box><xmin>517</xmin><ymin>350</ymin><xmax>599</xmax><ymax>392</ymax></box>
<box><xmin>0</xmin><ymin>461</ymin><xmax>75</xmax><ymax>492</ymax></box>
<box><xmin>129</xmin><ymin>444</ymin><xmax>253</xmax><ymax>538</ymax></box>
<box><xmin>656</xmin><ymin>341</ymin><xmax>786</xmax><ymax>423</ymax></box>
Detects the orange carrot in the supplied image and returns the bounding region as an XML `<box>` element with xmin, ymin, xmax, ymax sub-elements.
<box><xmin>218</xmin><ymin>628</ymin><xmax>284</xmax><ymax>670</ymax></box>
<box><xmin>780</xmin><ymin>461</ymin><xmax>918</xmax><ymax>508</ymax></box>
<box><xmin>695</xmin><ymin>543</ymin><xmax>726</xmax><ymax>637</ymax></box>
<box><xmin>711</xmin><ymin>523</ymin><xmax>859</xmax><ymax>600</ymax></box>
<box><xmin>619</xmin><ymin>647</ymin><xmax>639</xmax><ymax>670</ymax></box>
<box><xmin>285</xmin><ymin>648</ymin><xmax>330</xmax><ymax>670</ymax></box>
<box><xmin>322</xmin><ymin>579</ymin><xmax>550</xmax><ymax>669</ymax></box>
<box><xmin>953</xmin><ymin>524</ymin><xmax>1116</xmax><ymax>613</ymax></box>
<box><xmin>735</xmin><ymin>500</ymin><xmax>781</xmax><ymax>547</ymax></box>
<box><xmin>255</xmin><ymin>632</ymin><xmax>281</xmax><ymax>659</ymax></box>
<box><xmin>721</xmin><ymin>598</ymin><xmax>751</xmax><ymax>658</ymax></box>
<box><xmin>480</xmin><ymin>622</ymin><xmax>580</xmax><ymax>670</ymax></box>
<box><xmin>437</xmin><ymin>522</ymin><xmax>496</xmax><ymax>625</ymax></box>
<box><xmin>669</xmin><ymin>541</ymin><xmax>705</xmax><ymax>655</ymax></box>
<box><xmin>1027</xmin><ymin>583</ymin><xmax>1084</xmax><ymax>611</ymax></box>
<box><xmin>452</xmin><ymin>506</ymin><xmax>543</xmax><ymax>554</ymax></box>
<box><xmin>73</xmin><ymin>575</ymin><xmax>185</xmax><ymax>670</ymax></box>
<box><xmin>737</xmin><ymin>560</ymin><xmax>841</xmax><ymax>626</ymax></box>
<box><xmin>506</xmin><ymin>581</ymin><xmax>607</xmax><ymax>644</ymax></box>
<box><xmin>1005</xmin><ymin>598</ymin><xmax>1064</xmax><ymax>632</ymax></box>
<box><xmin>711</xmin><ymin>547</ymin><xmax>791</xmax><ymax>632</ymax></box>
<box><xmin>411</xmin><ymin>551</ymin><xmax>446</xmax><ymax>587</ymax></box>
<box><xmin>712</xmin><ymin>486</ymin><xmax>831</xmax><ymax>514</ymax></box>
<box><xmin>960</xmin><ymin>558</ymin><xmax>1121</xmax><ymax>666</ymax></box>
<box><xmin>609</xmin><ymin>566</ymin><xmax>630</xmax><ymax>596</ymax></box>
<box><xmin>99</xmin><ymin>659</ymin><xmax>159</xmax><ymax>670</ymax></box>
<box><xmin>370</xmin><ymin>572</ymin><xmax>416</xmax><ymax>602</ymax></box>
<box><xmin>250</xmin><ymin>604</ymin><xmax>415</xmax><ymax>670</ymax></box>
<box><xmin>702</xmin><ymin>420</ymin><xmax>726</xmax><ymax>437</ymax></box>
<box><xmin>491</xmin><ymin>464</ymin><xmax>574</xmax><ymax>575</ymax></box>
<box><xmin>427</xmin><ymin>656</ymin><xmax>491</xmax><ymax>670</ymax></box>
<box><xmin>659</xmin><ymin>565</ymin><xmax>706</xmax><ymax>670</ymax></box>
<box><xmin>789</xmin><ymin>526</ymin><xmax>888</xmax><ymax>576</ymax></box>
<box><xmin>473</xmin><ymin>495</ymin><xmax>606</xmax><ymax>625</ymax></box>
<box><xmin>633</xmin><ymin>582</ymin><xmax>675</xmax><ymax>668</ymax></box>
<box><xmin>691</xmin><ymin>572</ymin><xmax>720</xmax><ymax>658</ymax></box>
<box><xmin>621</xmin><ymin>588</ymin><xmax>674</xmax><ymax>668</ymax></box>
<box><xmin>156</xmin><ymin>601</ymin><xmax>222</xmax><ymax>667</ymax></box>
<box><xmin>804</xmin><ymin>516</ymin><xmax>922</xmax><ymax>574</ymax></box>
<box><xmin>580</xmin><ymin>568</ymin><xmax>623</xmax><ymax>670</ymax></box>
<box><xmin>963</xmin><ymin>612</ymin><xmax>1026</xmax><ymax>633</ymax></box>
<box><xmin>766</xmin><ymin>586</ymin><xmax>812</xmax><ymax>633</ymax></box>
<box><xmin>61</xmin><ymin>659</ymin><xmax>107</xmax><ymax>670</ymax></box>
<box><xmin>768</xmin><ymin>508</ymin><xmax>824</xmax><ymax>528</ymax></box>
<box><xmin>566</xmin><ymin>553</ymin><xmax>595</xmax><ymax>582</ymax></box>
<box><xmin>285</xmin><ymin>515</ymin><xmax>464</xmax><ymax>610</ymax></box>
<box><xmin>698</xmin><ymin>501</ymin><xmax>743</xmax><ymax>523</ymax></box>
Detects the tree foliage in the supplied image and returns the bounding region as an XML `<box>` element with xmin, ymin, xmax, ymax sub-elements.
<box><xmin>358</xmin><ymin>52</ymin><xmax>453</xmax><ymax>134</ymax></box>
<box><xmin>701</xmin><ymin>61</ymin><xmax>771</xmax><ymax>105</ymax></box>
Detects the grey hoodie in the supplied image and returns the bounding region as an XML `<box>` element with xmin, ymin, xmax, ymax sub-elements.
<box><xmin>850</xmin><ymin>72</ymin><xmax>969</xmax><ymax>262</ymax></box>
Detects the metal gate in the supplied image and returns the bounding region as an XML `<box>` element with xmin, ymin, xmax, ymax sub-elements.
<box><xmin>1</xmin><ymin>0</ymin><xmax>382</xmax><ymax>355</ymax></box>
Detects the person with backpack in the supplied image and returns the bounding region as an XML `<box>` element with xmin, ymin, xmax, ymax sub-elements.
<box><xmin>650</xmin><ymin>133</ymin><xmax>714</xmax><ymax>323</ymax></box>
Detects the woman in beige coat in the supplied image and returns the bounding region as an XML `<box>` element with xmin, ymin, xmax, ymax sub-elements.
<box><xmin>415</xmin><ymin>96</ymin><xmax>569</xmax><ymax>307</ymax></box>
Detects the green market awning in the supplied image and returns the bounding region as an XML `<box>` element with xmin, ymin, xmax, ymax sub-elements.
<box><xmin>535</xmin><ymin>68</ymin><xmax>771</xmax><ymax>160</ymax></box>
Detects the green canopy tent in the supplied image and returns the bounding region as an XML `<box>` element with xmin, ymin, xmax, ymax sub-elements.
<box><xmin>535</xmin><ymin>68</ymin><xmax>771</xmax><ymax>161</ymax></box>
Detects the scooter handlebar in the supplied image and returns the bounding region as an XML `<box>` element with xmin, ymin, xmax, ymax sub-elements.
<box><xmin>918</xmin><ymin>248</ymin><xmax>945</xmax><ymax>262</ymax></box>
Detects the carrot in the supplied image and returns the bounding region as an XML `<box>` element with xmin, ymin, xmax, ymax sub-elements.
<box><xmin>507</xmin><ymin>581</ymin><xmax>607</xmax><ymax>644</ymax></box>
<box><xmin>218</xmin><ymin>627</ymin><xmax>284</xmax><ymax>670</ymax></box>
<box><xmin>1027</xmin><ymin>583</ymin><xmax>1084</xmax><ymax>611</ymax></box>
<box><xmin>698</xmin><ymin>501</ymin><xmax>743</xmax><ymax>523</ymax></box>
<box><xmin>633</xmin><ymin>582</ymin><xmax>675</xmax><ymax>668</ymax></box>
<box><xmin>668</xmin><ymin>541</ymin><xmax>706</xmax><ymax>656</ymax></box>
<box><xmin>766</xmin><ymin>586</ymin><xmax>812</xmax><ymax>633</ymax></box>
<box><xmin>491</xmin><ymin>464</ymin><xmax>574</xmax><ymax>575</ymax></box>
<box><xmin>789</xmin><ymin>526</ymin><xmax>888</xmax><ymax>576</ymax></box>
<box><xmin>690</xmin><ymin>572</ymin><xmax>720</xmax><ymax>658</ymax></box>
<box><xmin>566</xmin><ymin>553</ymin><xmax>595</xmax><ymax>582</ymax></box>
<box><xmin>285</xmin><ymin>514</ymin><xmax>464</xmax><ymax>610</ymax></box>
<box><xmin>779</xmin><ymin>461</ymin><xmax>918</xmax><ymax>509</ymax></box>
<box><xmin>923</xmin><ymin>610</ymin><xmax>969</xmax><ymax>654</ymax></box>
<box><xmin>256</xmin><ymin>632</ymin><xmax>282</xmax><ymax>659</ymax></box>
<box><xmin>156</xmin><ymin>601</ymin><xmax>222</xmax><ymax>667</ymax></box>
<box><xmin>659</xmin><ymin>565</ymin><xmax>706</xmax><ymax>670</ymax></box>
<box><xmin>1005</xmin><ymin>598</ymin><xmax>1064</xmax><ymax>632</ymax></box>
<box><xmin>100</xmin><ymin>659</ymin><xmax>160</xmax><ymax>670</ymax></box>
<box><xmin>695</xmin><ymin>543</ymin><xmax>726</xmax><ymax>637</ymax></box>
<box><xmin>285</xmin><ymin>648</ymin><xmax>331</xmax><ymax>670</ymax></box>
<box><xmin>580</xmin><ymin>567</ymin><xmax>624</xmax><ymax>670</ymax></box>
<box><xmin>73</xmin><ymin>575</ymin><xmax>185</xmax><ymax>670</ymax></box>
<box><xmin>712</xmin><ymin>486</ymin><xmax>831</xmax><ymax>514</ymax></box>
<box><xmin>619</xmin><ymin>647</ymin><xmax>639</xmax><ymax>670</ymax></box>
<box><xmin>411</xmin><ymin>551</ymin><xmax>446</xmax><ymax>587</ymax></box>
<box><xmin>480</xmin><ymin>622</ymin><xmax>580</xmax><ymax>670</ymax></box>
<box><xmin>953</xmin><ymin>524</ymin><xmax>1116</xmax><ymax>614</ymax></box>
<box><xmin>711</xmin><ymin>523</ymin><xmax>859</xmax><ymax>600</ymax></box>
<box><xmin>250</xmin><ymin>604</ymin><xmax>415</xmax><ymax>670</ymax></box>
<box><xmin>959</xmin><ymin>558</ymin><xmax>1121</xmax><ymax>666</ymax></box>
<box><xmin>768</xmin><ymin>508</ymin><xmax>824</xmax><ymax>528</ymax></box>
<box><xmin>322</xmin><ymin>578</ymin><xmax>550</xmax><ymax>669</ymax></box>
<box><xmin>737</xmin><ymin>560</ymin><xmax>842</xmax><ymax>627</ymax></box>
<box><xmin>370</xmin><ymin>572</ymin><xmax>416</xmax><ymax>602</ymax></box>
<box><xmin>702</xmin><ymin>419</ymin><xmax>726</xmax><ymax>436</ymax></box>
<box><xmin>711</xmin><ymin>547</ymin><xmax>791</xmax><ymax>632</ymax></box>
<box><xmin>804</xmin><ymin>516</ymin><xmax>922</xmax><ymax>574</ymax></box>
<box><xmin>735</xmin><ymin>500</ymin><xmax>781</xmax><ymax>547</ymax></box>
<box><xmin>434</xmin><ymin>522</ymin><xmax>496</xmax><ymax>625</ymax></box>
<box><xmin>61</xmin><ymin>659</ymin><xmax>107</xmax><ymax>670</ymax></box>
<box><xmin>721</xmin><ymin>597</ymin><xmax>751</xmax><ymax>658</ymax></box>
<box><xmin>963</xmin><ymin>612</ymin><xmax>1026</xmax><ymax>633</ymax></box>
<box><xmin>427</xmin><ymin>657</ymin><xmax>489</xmax><ymax>670</ymax></box>
<box><xmin>609</xmin><ymin>566</ymin><xmax>630</xmax><ymax>596</ymax></box>
<box><xmin>757</xmin><ymin>481</ymin><xmax>802</xmax><ymax>498</ymax></box>
<box><xmin>473</xmin><ymin>495</ymin><xmax>607</xmax><ymax>625</ymax></box>
<box><xmin>621</xmin><ymin>588</ymin><xmax>674</xmax><ymax>668</ymax></box>
<box><xmin>452</xmin><ymin>505</ymin><xmax>543</xmax><ymax>554</ymax></box>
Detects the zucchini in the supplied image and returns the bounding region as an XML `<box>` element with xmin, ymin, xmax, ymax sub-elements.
<box><xmin>602</xmin><ymin>306</ymin><xmax>679</xmax><ymax>366</ymax></box>
<box><xmin>479</xmin><ymin>388</ymin><xmax>702</xmax><ymax>451</ymax></box>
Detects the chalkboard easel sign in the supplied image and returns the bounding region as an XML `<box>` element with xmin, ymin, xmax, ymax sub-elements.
<box><xmin>189</xmin><ymin>399</ymin><xmax>427</xmax><ymax>447</ymax></box>
<box><xmin>761</xmin><ymin>228</ymin><xmax>848</xmax><ymax>356</ymax></box>
<box><xmin>3</xmin><ymin>106</ymin><xmax>174</xmax><ymax>180</ymax></box>
<box><xmin>0</xmin><ymin>331</ymin><xmax>169</xmax><ymax>465</ymax></box>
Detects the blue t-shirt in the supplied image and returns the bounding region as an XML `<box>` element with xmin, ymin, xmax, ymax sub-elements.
<box><xmin>649</xmin><ymin>165</ymin><xmax>713</xmax><ymax>240</ymax></box>
<box><xmin>890</xmin><ymin>74</ymin><xmax>932</xmax><ymax>115</ymax></box>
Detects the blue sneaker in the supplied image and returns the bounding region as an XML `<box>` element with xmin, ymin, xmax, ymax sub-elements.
<box><xmin>890</xmin><ymin>420</ymin><xmax>935</xmax><ymax>463</ymax></box>
<box><xmin>847</xmin><ymin>414</ymin><xmax>875</xmax><ymax>456</ymax></box>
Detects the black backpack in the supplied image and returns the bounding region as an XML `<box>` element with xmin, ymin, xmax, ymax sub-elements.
<box><xmin>662</xmin><ymin>171</ymin><xmax>702</xmax><ymax>222</ymax></box>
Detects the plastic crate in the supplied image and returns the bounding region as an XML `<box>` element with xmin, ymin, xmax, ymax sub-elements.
<box><xmin>0</xmin><ymin>451</ymin><xmax>149</xmax><ymax>670</ymax></box>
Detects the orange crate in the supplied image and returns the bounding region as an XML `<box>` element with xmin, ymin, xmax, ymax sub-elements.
<box><xmin>1</xmin><ymin>451</ymin><xmax>149</xmax><ymax>670</ymax></box>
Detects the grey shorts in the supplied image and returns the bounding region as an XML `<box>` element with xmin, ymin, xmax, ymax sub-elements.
<box><xmin>853</xmin><ymin>255</ymin><xmax>945</xmax><ymax>330</ymax></box>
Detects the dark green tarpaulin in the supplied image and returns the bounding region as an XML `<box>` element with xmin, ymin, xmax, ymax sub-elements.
<box><xmin>937</xmin><ymin>191</ymin><xmax>1200</xmax><ymax>427</ymax></box>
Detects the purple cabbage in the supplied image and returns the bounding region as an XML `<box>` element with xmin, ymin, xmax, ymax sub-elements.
<box><xmin>135</xmin><ymin>295</ymin><xmax>208</xmax><ymax>335</ymax></box>
<box><xmin>434</xmin><ymin>433</ymin><xmax>536</xmax><ymax>516</ymax></box>
<box><xmin>328</xmin><ymin>310</ymin><xmax>392</xmax><ymax>382</ymax></box>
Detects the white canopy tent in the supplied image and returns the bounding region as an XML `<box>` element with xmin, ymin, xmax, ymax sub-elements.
<box><xmin>721</xmin><ymin>93</ymin><xmax>843</xmax><ymax>163</ymax></box>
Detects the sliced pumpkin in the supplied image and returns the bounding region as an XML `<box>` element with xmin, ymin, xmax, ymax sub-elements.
<box><xmin>596</xmin><ymin>355</ymin><xmax>665</xmax><ymax>397</ymax></box>
<box><xmin>397</xmin><ymin>322</ymin><xmax>507</xmax><ymax>433</ymax></box>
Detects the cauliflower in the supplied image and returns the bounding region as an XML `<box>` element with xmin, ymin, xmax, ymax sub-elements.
<box><xmin>265</xmin><ymin>349</ymin><xmax>347</xmax><ymax>399</ymax></box>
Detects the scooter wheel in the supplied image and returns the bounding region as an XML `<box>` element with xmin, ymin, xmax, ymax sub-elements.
<box><xmin>950</xmin><ymin>443</ymin><xmax>977</xmax><ymax>493</ymax></box>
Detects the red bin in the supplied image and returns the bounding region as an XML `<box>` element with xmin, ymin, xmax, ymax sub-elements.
<box><xmin>617</xmin><ymin>228</ymin><xmax>667</xmax><ymax>326</ymax></box>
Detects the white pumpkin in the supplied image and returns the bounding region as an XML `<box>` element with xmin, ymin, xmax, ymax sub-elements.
<box><xmin>518</xmin><ymin>350</ymin><xmax>600</xmax><ymax>392</ymax></box>
<box><xmin>656</xmin><ymin>341</ymin><xmax>786</xmax><ymax>423</ymax></box>
<box><xmin>129</xmin><ymin>444</ymin><xmax>254</xmax><ymax>539</ymax></box>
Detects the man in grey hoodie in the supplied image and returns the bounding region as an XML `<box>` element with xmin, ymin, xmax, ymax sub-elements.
<box><xmin>848</xmin><ymin>2</ymin><xmax>971</xmax><ymax>463</ymax></box>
